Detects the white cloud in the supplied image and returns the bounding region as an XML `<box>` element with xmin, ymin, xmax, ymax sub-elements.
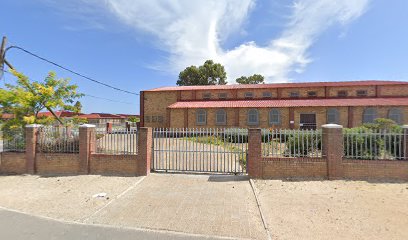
<box><xmin>53</xmin><ymin>0</ymin><xmax>370</xmax><ymax>82</ymax></box>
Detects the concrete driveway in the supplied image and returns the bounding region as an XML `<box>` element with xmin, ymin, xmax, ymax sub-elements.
<box><xmin>0</xmin><ymin>174</ymin><xmax>267</xmax><ymax>240</ymax></box>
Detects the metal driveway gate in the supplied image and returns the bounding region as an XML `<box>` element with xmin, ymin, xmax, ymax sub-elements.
<box><xmin>152</xmin><ymin>128</ymin><xmax>247</xmax><ymax>174</ymax></box>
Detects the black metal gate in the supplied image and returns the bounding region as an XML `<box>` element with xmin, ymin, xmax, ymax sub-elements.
<box><xmin>300</xmin><ymin>114</ymin><xmax>317</xmax><ymax>130</ymax></box>
<box><xmin>152</xmin><ymin>128</ymin><xmax>247</xmax><ymax>174</ymax></box>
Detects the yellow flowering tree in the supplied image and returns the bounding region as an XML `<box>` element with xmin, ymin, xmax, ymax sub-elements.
<box><xmin>0</xmin><ymin>70</ymin><xmax>83</xmax><ymax>129</ymax></box>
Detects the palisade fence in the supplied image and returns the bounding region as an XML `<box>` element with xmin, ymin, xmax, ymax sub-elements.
<box><xmin>37</xmin><ymin>127</ymin><xmax>79</xmax><ymax>153</ymax></box>
<box><xmin>261</xmin><ymin>129</ymin><xmax>322</xmax><ymax>158</ymax></box>
<box><xmin>343</xmin><ymin>129</ymin><xmax>407</xmax><ymax>160</ymax></box>
<box><xmin>95</xmin><ymin>128</ymin><xmax>138</xmax><ymax>155</ymax></box>
<box><xmin>152</xmin><ymin>128</ymin><xmax>248</xmax><ymax>173</ymax></box>
<box><xmin>0</xmin><ymin>128</ymin><xmax>26</xmax><ymax>152</ymax></box>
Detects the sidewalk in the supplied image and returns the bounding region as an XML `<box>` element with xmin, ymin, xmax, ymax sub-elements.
<box><xmin>0</xmin><ymin>174</ymin><xmax>267</xmax><ymax>240</ymax></box>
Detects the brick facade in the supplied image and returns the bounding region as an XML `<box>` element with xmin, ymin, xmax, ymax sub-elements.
<box><xmin>0</xmin><ymin>152</ymin><xmax>26</xmax><ymax>174</ymax></box>
<box><xmin>142</xmin><ymin>81</ymin><xmax>408</xmax><ymax>129</ymax></box>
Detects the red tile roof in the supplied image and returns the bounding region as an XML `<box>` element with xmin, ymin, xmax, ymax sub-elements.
<box><xmin>146</xmin><ymin>80</ymin><xmax>408</xmax><ymax>92</ymax></box>
<box><xmin>37</xmin><ymin>111</ymin><xmax>80</xmax><ymax>118</ymax></box>
<box><xmin>0</xmin><ymin>113</ymin><xmax>14</xmax><ymax>119</ymax></box>
<box><xmin>168</xmin><ymin>97</ymin><xmax>408</xmax><ymax>109</ymax></box>
<box><xmin>79</xmin><ymin>113</ymin><xmax>126</xmax><ymax>119</ymax></box>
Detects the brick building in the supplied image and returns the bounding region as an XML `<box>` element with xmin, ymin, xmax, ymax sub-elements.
<box><xmin>140</xmin><ymin>80</ymin><xmax>408</xmax><ymax>129</ymax></box>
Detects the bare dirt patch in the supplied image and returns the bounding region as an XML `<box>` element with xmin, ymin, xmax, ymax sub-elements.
<box><xmin>254</xmin><ymin>179</ymin><xmax>408</xmax><ymax>240</ymax></box>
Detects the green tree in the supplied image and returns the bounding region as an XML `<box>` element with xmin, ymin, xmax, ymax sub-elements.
<box><xmin>128</xmin><ymin>116</ymin><xmax>140</xmax><ymax>123</ymax></box>
<box><xmin>236</xmin><ymin>74</ymin><xmax>265</xmax><ymax>84</ymax></box>
<box><xmin>177</xmin><ymin>60</ymin><xmax>227</xmax><ymax>86</ymax></box>
<box><xmin>0</xmin><ymin>70</ymin><xmax>83</xmax><ymax>129</ymax></box>
<box><xmin>73</xmin><ymin>101</ymin><xmax>82</xmax><ymax>114</ymax></box>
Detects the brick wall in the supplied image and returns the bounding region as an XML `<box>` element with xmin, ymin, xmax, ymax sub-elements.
<box><xmin>90</xmin><ymin>154</ymin><xmax>138</xmax><ymax>175</ymax></box>
<box><xmin>342</xmin><ymin>160</ymin><xmax>408</xmax><ymax>181</ymax></box>
<box><xmin>36</xmin><ymin>153</ymin><xmax>81</xmax><ymax>175</ymax></box>
<box><xmin>262</xmin><ymin>157</ymin><xmax>327</xmax><ymax>179</ymax></box>
<box><xmin>143</xmin><ymin>91</ymin><xmax>178</xmax><ymax>128</ymax></box>
<box><xmin>378</xmin><ymin>85</ymin><xmax>408</xmax><ymax>97</ymax></box>
<box><xmin>0</xmin><ymin>152</ymin><xmax>26</xmax><ymax>174</ymax></box>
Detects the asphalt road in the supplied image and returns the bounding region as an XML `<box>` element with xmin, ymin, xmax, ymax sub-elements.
<box><xmin>0</xmin><ymin>209</ymin><xmax>228</xmax><ymax>240</ymax></box>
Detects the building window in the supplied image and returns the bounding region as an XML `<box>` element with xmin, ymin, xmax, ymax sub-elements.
<box><xmin>158</xmin><ymin>116</ymin><xmax>164</xmax><ymax>123</ymax></box>
<box><xmin>388</xmin><ymin>108</ymin><xmax>403</xmax><ymax>124</ymax></box>
<box><xmin>218</xmin><ymin>93</ymin><xmax>227</xmax><ymax>100</ymax></box>
<box><xmin>327</xmin><ymin>108</ymin><xmax>339</xmax><ymax>124</ymax></box>
<box><xmin>196</xmin><ymin>109</ymin><xmax>207</xmax><ymax>125</ymax></box>
<box><xmin>290</xmin><ymin>92</ymin><xmax>299</xmax><ymax>98</ymax></box>
<box><xmin>337</xmin><ymin>90</ymin><xmax>348</xmax><ymax>97</ymax></box>
<box><xmin>269</xmin><ymin>109</ymin><xmax>280</xmax><ymax>125</ymax></box>
<box><xmin>263</xmin><ymin>92</ymin><xmax>272</xmax><ymax>98</ymax></box>
<box><xmin>307</xmin><ymin>91</ymin><xmax>317</xmax><ymax>97</ymax></box>
<box><xmin>215</xmin><ymin>109</ymin><xmax>227</xmax><ymax>125</ymax></box>
<box><xmin>244</xmin><ymin>92</ymin><xmax>254</xmax><ymax>99</ymax></box>
<box><xmin>356</xmin><ymin>90</ymin><xmax>368</xmax><ymax>97</ymax></box>
<box><xmin>363</xmin><ymin>108</ymin><xmax>377</xmax><ymax>123</ymax></box>
<box><xmin>203</xmin><ymin>93</ymin><xmax>211</xmax><ymax>100</ymax></box>
<box><xmin>152</xmin><ymin>116</ymin><xmax>157</xmax><ymax>122</ymax></box>
<box><xmin>247</xmin><ymin>109</ymin><xmax>259</xmax><ymax>125</ymax></box>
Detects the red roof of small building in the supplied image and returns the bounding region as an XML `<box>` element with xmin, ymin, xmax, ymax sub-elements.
<box><xmin>79</xmin><ymin>113</ymin><xmax>126</xmax><ymax>119</ymax></box>
<box><xmin>0</xmin><ymin>113</ymin><xmax>14</xmax><ymax>119</ymax></box>
<box><xmin>37</xmin><ymin>111</ymin><xmax>80</xmax><ymax>118</ymax></box>
<box><xmin>168</xmin><ymin>97</ymin><xmax>408</xmax><ymax>109</ymax></box>
<box><xmin>146</xmin><ymin>80</ymin><xmax>408</xmax><ymax>92</ymax></box>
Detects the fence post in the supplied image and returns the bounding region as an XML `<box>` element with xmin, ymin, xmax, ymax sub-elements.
<box><xmin>137</xmin><ymin>127</ymin><xmax>152</xmax><ymax>176</ymax></box>
<box><xmin>25</xmin><ymin>124</ymin><xmax>42</xmax><ymax>174</ymax></box>
<box><xmin>106</xmin><ymin>122</ymin><xmax>112</xmax><ymax>133</ymax></box>
<box><xmin>322</xmin><ymin>124</ymin><xmax>344</xmax><ymax>180</ymax></box>
<box><xmin>248</xmin><ymin>128</ymin><xmax>262</xmax><ymax>178</ymax></box>
<box><xmin>403</xmin><ymin>125</ymin><xmax>408</xmax><ymax>160</ymax></box>
<box><xmin>79</xmin><ymin>124</ymin><xmax>96</xmax><ymax>174</ymax></box>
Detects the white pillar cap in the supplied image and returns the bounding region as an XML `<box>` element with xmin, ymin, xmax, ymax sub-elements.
<box><xmin>25</xmin><ymin>124</ymin><xmax>42</xmax><ymax>128</ymax></box>
<box><xmin>79</xmin><ymin>124</ymin><xmax>96</xmax><ymax>128</ymax></box>
<box><xmin>321</xmin><ymin>124</ymin><xmax>343</xmax><ymax>129</ymax></box>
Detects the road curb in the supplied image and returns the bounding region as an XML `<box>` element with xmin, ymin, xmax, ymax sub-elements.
<box><xmin>249</xmin><ymin>179</ymin><xmax>272</xmax><ymax>240</ymax></box>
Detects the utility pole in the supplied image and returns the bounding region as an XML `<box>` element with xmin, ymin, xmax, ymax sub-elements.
<box><xmin>0</xmin><ymin>36</ymin><xmax>6</xmax><ymax>73</ymax></box>
<box><xmin>0</xmin><ymin>35</ymin><xmax>63</xmax><ymax>124</ymax></box>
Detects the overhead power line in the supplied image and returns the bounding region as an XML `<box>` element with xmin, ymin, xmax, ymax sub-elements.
<box><xmin>4</xmin><ymin>45</ymin><xmax>139</xmax><ymax>95</ymax></box>
<box><xmin>2</xmin><ymin>70</ymin><xmax>133</xmax><ymax>105</ymax></box>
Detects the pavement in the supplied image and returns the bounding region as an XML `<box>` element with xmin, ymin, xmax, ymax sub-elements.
<box><xmin>0</xmin><ymin>174</ymin><xmax>268</xmax><ymax>240</ymax></box>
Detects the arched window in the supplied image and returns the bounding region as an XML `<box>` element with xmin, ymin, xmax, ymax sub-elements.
<box><xmin>269</xmin><ymin>109</ymin><xmax>280</xmax><ymax>125</ymax></box>
<box><xmin>215</xmin><ymin>109</ymin><xmax>226</xmax><ymax>125</ymax></box>
<box><xmin>247</xmin><ymin>109</ymin><xmax>259</xmax><ymax>125</ymax></box>
<box><xmin>388</xmin><ymin>108</ymin><xmax>403</xmax><ymax>125</ymax></box>
<box><xmin>363</xmin><ymin>108</ymin><xmax>377</xmax><ymax>123</ymax></box>
<box><xmin>327</xmin><ymin>108</ymin><xmax>339</xmax><ymax>124</ymax></box>
<box><xmin>196</xmin><ymin>109</ymin><xmax>207</xmax><ymax>125</ymax></box>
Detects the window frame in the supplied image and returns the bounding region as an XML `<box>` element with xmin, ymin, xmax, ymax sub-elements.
<box><xmin>202</xmin><ymin>93</ymin><xmax>211</xmax><ymax>100</ymax></box>
<box><xmin>388</xmin><ymin>108</ymin><xmax>403</xmax><ymax>125</ymax></box>
<box><xmin>196</xmin><ymin>109</ymin><xmax>207</xmax><ymax>125</ymax></box>
<box><xmin>337</xmin><ymin>90</ymin><xmax>348</xmax><ymax>97</ymax></box>
<box><xmin>268</xmin><ymin>109</ymin><xmax>281</xmax><ymax>125</ymax></box>
<box><xmin>215</xmin><ymin>109</ymin><xmax>227</xmax><ymax>125</ymax></box>
<box><xmin>244</xmin><ymin>92</ymin><xmax>254</xmax><ymax>99</ymax></box>
<box><xmin>289</xmin><ymin>91</ymin><xmax>300</xmax><ymax>98</ymax></box>
<box><xmin>362</xmin><ymin>108</ymin><xmax>377</xmax><ymax>123</ymax></box>
<box><xmin>307</xmin><ymin>91</ymin><xmax>317</xmax><ymax>97</ymax></box>
<box><xmin>247</xmin><ymin>109</ymin><xmax>259</xmax><ymax>125</ymax></box>
<box><xmin>327</xmin><ymin>108</ymin><xmax>339</xmax><ymax>124</ymax></box>
<box><xmin>262</xmin><ymin>92</ymin><xmax>272</xmax><ymax>98</ymax></box>
<box><xmin>218</xmin><ymin>93</ymin><xmax>227</xmax><ymax>100</ymax></box>
<box><xmin>356</xmin><ymin>90</ymin><xmax>368</xmax><ymax>97</ymax></box>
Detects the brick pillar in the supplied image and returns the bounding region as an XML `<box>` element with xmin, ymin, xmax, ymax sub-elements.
<box><xmin>25</xmin><ymin>124</ymin><xmax>42</xmax><ymax>174</ymax></box>
<box><xmin>403</xmin><ymin>125</ymin><xmax>408</xmax><ymax>160</ymax></box>
<box><xmin>137</xmin><ymin>127</ymin><xmax>152</xmax><ymax>176</ymax></box>
<box><xmin>106</xmin><ymin>122</ymin><xmax>112</xmax><ymax>133</ymax></box>
<box><xmin>79</xmin><ymin>124</ymin><xmax>96</xmax><ymax>174</ymax></box>
<box><xmin>247</xmin><ymin>128</ymin><xmax>262</xmax><ymax>178</ymax></box>
<box><xmin>322</xmin><ymin>124</ymin><xmax>344</xmax><ymax>180</ymax></box>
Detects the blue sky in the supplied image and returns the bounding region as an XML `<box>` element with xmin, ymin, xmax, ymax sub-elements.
<box><xmin>1</xmin><ymin>0</ymin><xmax>408</xmax><ymax>114</ymax></box>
